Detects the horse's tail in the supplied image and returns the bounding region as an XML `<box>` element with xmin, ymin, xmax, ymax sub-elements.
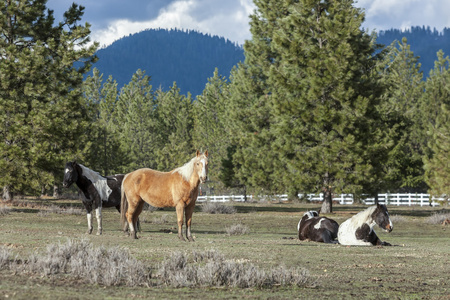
<box><xmin>120</xmin><ymin>173</ymin><xmax>129</xmax><ymax>229</ymax></box>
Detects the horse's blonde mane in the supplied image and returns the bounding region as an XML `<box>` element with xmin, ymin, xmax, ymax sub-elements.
<box><xmin>172</xmin><ymin>157</ymin><xmax>196</xmax><ymax>181</ymax></box>
<box><xmin>172</xmin><ymin>154</ymin><xmax>207</xmax><ymax>182</ymax></box>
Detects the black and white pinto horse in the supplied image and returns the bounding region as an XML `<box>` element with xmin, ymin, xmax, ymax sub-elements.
<box><xmin>297</xmin><ymin>211</ymin><xmax>339</xmax><ymax>244</ymax></box>
<box><xmin>63</xmin><ymin>161</ymin><xmax>124</xmax><ymax>235</ymax></box>
<box><xmin>338</xmin><ymin>204</ymin><xmax>393</xmax><ymax>246</ymax></box>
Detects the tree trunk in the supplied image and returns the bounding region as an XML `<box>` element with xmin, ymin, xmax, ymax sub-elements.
<box><xmin>2</xmin><ymin>186</ymin><xmax>13</xmax><ymax>201</ymax></box>
<box><xmin>288</xmin><ymin>187</ymin><xmax>300</xmax><ymax>202</ymax></box>
<box><xmin>321</xmin><ymin>187</ymin><xmax>333</xmax><ymax>213</ymax></box>
<box><xmin>53</xmin><ymin>183</ymin><xmax>60</xmax><ymax>198</ymax></box>
<box><xmin>40</xmin><ymin>186</ymin><xmax>46</xmax><ymax>198</ymax></box>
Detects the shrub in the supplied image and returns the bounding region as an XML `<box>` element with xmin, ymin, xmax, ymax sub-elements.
<box><xmin>201</xmin><ymin>202</ymin><xmax>236</xmax><ymax>214</ymax></box>
<box><xmin>0</xmin><ymin>204</ymin><xmax>12</xmax><ymax>216</ymax></box>
<box><xmin>157</xmin><ymin>249</ymin><xmax>311</xmax><ymax>288</ymax></box>
<box><xmin>225</xmin><ymin>224</ymin><xmax>250</xmax><ymax>235</ymax></box>
<box><xmin>22</xmin><ymin>239</ymin><xmax>151</xmax><ymax>287</ymax></box>
<box><xmin>0</xmin><ymin>246</ymin><xmax>13</xmax><ymax>269</ymax></box>
<box><xmin>39</xmin><ymin>205</ymin><xmax>84</xmax><ymax>216</ymax></box>
<box><xmin>389</xmin><ymin>215</ymin><xmax>407</xmax><ymax>223</ymax></box>
<box><xmin>426</xmin><ymin>212</ymin><xmax>450</xmax><ymax>225</ymax></box>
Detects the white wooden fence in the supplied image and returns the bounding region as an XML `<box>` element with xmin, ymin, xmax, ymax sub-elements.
<box><xmin>197</xmin><ymin>193</ymin><xmax>447</xmax><ymax>207</ymax></box>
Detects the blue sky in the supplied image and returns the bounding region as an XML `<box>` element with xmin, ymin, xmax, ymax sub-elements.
<box><xmin>46</xmin><ymin>0</ymin><xmax>450</xmax><ymax>47</ymax></box>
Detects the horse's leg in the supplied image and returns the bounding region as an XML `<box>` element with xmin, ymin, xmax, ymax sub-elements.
<box><xmin>322</xmin><ymin>230</ymin><xmax>338</xmax><ymax>244</ymax></box>
<box><xmin>95</xmin><ymin>206</ymin><xmax>102</xmax><ymax>235</ymax></box>
<box><xmin>86</xmin><ymin>207</ymin><xmax>93</xmax><ymax>234</ymax></box>
<box><xmin>133</xmin><ymin>201</ymin><xmax>144</xmax><ymax>237</ymax></box>
<box><xmin>185</xmin><ymin>203</ymin><xmax>195</xmax><ymax>242</ymax></box>
<box><xmin>126</xmin><ymin>195</ymin><xmax>141</xmax><ymax>239</ymax></box>
<box><xmin>175</xmin><ymin>203</ymin><xmax>186</xmax><ymax>241</ymax></box>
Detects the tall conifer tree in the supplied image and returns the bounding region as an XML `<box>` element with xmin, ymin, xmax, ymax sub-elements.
<box><xmin>114</xmin><ymin>70</ymin><xmax>156</xmax><ymax>172</ymax></box>
<box><xmin>377</xmin><ymin>38</ymin><xmax>426</xmax><ymax>191</ymax></box>
<box><xmin>193</xmin><ymin>68</ymin><xmax>228</xmax><ymax>184</ymax></box>
<box><xmin>0</xmin><ymin>0</ymin><xmax>97</xmax><ymax>199</ymax></box>
<box><xmin>154</xmin><ymin>83</ymin><xmax>194</xmax><ymax>171</ymax></box>
<box><xmin>227</xmin><ymin>0</ymin><xmax>387</xmax><ymax>211</ymax></box>
<box><xmin>422</xmin><ymin>51</ymin><xmax>450</xmax><ymax>198</ymax></box>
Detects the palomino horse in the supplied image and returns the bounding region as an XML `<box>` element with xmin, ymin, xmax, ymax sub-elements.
<box><xmin>297</xmin><ymin>211</ymin><xmax>339</xmax><ymax>244</ymax></box>
<box><xmin>338</xmin><ymin>204</ymin><xmax>393</xmax><ymax>246</ymax></box>
<box><xmin>63</xmin><ymin>161</ymin><xmax>124</xmax><ymax>235</ymax></box>
<box><xmin>121</xmin><ymin>150</ymin><xmax>208</xmax><ymax>241</ymax></box>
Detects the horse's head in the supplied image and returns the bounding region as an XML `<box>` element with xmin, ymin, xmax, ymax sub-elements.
<box><xmin>372</xmin><ymin>204</ymin><xmax>393</xmax><ymax>233</ymax></box>
<box><xmin>195</xmin><ymin>150</ymin><xmax>208</xmax><ymax>183</ymax></box>
<box><xmin>63</xmin><ymin>161</ymin><xmax>78</xmax><ymax>188</ymax></box>
<box><xmin>304</xmin><ymin>211</ymin><xmax>319</xmax><ymax>219</ymax></box>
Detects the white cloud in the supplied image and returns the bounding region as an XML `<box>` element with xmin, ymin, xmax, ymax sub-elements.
<box><xmin>48</xmin><ymin>0</ymin><xmax>450</xmax><ymax>48</ymax></box>
<box><xmin>92</xmin><ymin>0</ymin><xmax>255</xmax><ymax>47</ymax></box>
<box><xmin>356</xmin><ymin>0</ymin><xmax>450</xmax><ymax>32</ymax></box>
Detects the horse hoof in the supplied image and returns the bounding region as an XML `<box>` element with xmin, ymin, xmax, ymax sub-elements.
<box><xmin>178</xmin><ymin>236</ymin><xmax>186</xmax><ymax>242</ymax></box>
<box><xmin>96</xmin><ymin>231</ymin><xmax>102</xmax><ymax>236</ymax></box>
<box><xmin>188</xmin><ymin>237</ymin><xmax>195</xmax><ymax>242</ymax></box>
<box><xmin>87</xmin><ymin>229</ymin><xmax>93</xmax><ymax>234</ymax></box>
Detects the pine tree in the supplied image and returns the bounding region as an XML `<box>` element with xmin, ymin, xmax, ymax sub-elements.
<box><xmin>114</xmin><ymin>69</ymin><xmax>156</xmax><ymax>172</ymax></box>
<box><xmin>225</xmin><ymin>0</ymin><xmax>288</xmax><ymax>195</ymax></box>
<box><xmin>82</xmin><ymin>68</ymin><xmax>124</xmax><ymax>175</ymax></box>
<box><xmin>227</xmin><ymin>0</ymin><xmax>388</xmax><ymax>212</ymax></box>
<box><xmin>192</xmin><ymin>68</ymin><xmax>228</xmax><ymax>184</ymax></box>
<box><xmin>377</xmin><ymin>38</ymin><xmax>426</xmax><ymax>192</ymax></box>
<box><xmin>0</xmin><ymin>0</ymin><xmax>97</xmax><ymax>199</ymax></box>
<box><xmin>154</xmin><ymin>83</ymin><xmax>194</xmax><ymax>171</ymax></box>
<box><xmin>422</xmin><ymin>51</ymin><xmax>450</xmax><ymax>198</ymax></box>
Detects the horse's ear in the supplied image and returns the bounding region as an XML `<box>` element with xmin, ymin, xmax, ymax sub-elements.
<box><xmin>196</xmin><ymin>150</ymin><xmax>200</xmax><ymax>157</ymax></box>
<box><xmin>204</xmin><ymin>150</ymin><xmax>208</xmax><ymax>157</ymax></box>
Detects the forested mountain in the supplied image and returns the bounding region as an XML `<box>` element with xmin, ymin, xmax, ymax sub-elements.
<box><xmin>91</xmin><ymin>27</ymin><xmax>450</xmax><ymax>97</ymax></box>
<box><xmin>376</xmin><ymin>26</ymin><xmax>450</xmax><ymax>75</ymax></box>
<box><xmin>91</xmin><ymin>29</ymin><xmax>244</xmax><ymax>96</ymax></box>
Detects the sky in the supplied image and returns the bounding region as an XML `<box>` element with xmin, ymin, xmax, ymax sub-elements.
<box><xmin>46</xmin><ymin>0</ymin><xmax>450</xmax><ymax>48</ymax></box>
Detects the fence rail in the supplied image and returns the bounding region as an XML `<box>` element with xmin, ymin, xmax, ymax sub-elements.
<box><xmin>197</xmin><ymin>193</ymin><xmax>447</xmax><ymax>207</ymax></box>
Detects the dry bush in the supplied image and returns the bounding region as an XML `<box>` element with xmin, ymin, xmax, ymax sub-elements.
<box><xmin>20</xmin><ymin>239</ymin><xmax>151</xmax><ymax>287</ymax></box>
<box><xmin>152</xmin><ymin>214</ymin><xmax>170</xmax><ymax>224</ymax></box>
<box><xmin>201</xmin><ymin>202</ymin><xmax>236</xmax><ymax>214</ymax></box>
<box><xmin>390</xmin><ymin>215</ymin><xmax>407</xmax><ymax>223</ymax></box>
<box><xmin>0</xmin><ymin>246</ymin><xmax>13</xmax><ymax>269</ymax></box>
<box><xmin>0</xmin><ymin>204</ymin><xmax>12</xmax><ymax>216</ymax></box>
<box><xmin>157</xmin><ymin>249</ymin><xmax>311</xmax><ymax>288</ymax></box>
<box><xmin>4</xmin><ymin>242</ymin><xmax>310</xmax><ymax>289</ymax></box>
<box><xmin>426</xmin><ymin>212</ymin><xmax>450</xmax><ymax>224</ymax></box>
<box><xmin>225</xmin><ymin>224</ymin><xmax>250</xmax><ymax>235</ymax></box>
<box><xmin>38</xmin><ymin>205</ymin><xmax>83</xmax><ymax>217</ymax></box>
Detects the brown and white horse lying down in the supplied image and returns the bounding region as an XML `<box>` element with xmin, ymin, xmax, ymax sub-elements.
<box><xmin>297</xmin><ymin>211</ymin><xmax>339</xmax><ymax>244</ymax></box>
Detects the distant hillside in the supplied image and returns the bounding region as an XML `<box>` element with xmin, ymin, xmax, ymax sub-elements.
<box><xmin>90</xmin><ymin>27</ymin><xmax>450</xmax><ymax>96</ymax></box>
<box><xmin>376</xmin><ymin>26</ymin><xmax>450</xmax><ymax>75</ymax></box>
<box><xmin>91</xmin><ymin>28</ymin><xmax>244</xmax><ymax>96</ymax></box>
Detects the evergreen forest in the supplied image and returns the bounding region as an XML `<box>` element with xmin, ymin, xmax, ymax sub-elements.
<box><xmin>92</xmin><ymin>28</ymin><xmax>245</xmax><ymax>96</ymax></box>
<box><xmin>90</xmin><ymin>26</ymin><xmax>450</xmax><ymax>97</ymax></box>
<box><xmin>2</xmin><ymin>0</ymin><xmax>450</xmax><ymax>213</ymax></box>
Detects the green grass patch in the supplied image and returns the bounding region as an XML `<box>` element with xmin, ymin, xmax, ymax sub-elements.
<box><xmin>0</xmin><ymin>199</ymin><xmax>448</xmax><ymax>299</ymax></box>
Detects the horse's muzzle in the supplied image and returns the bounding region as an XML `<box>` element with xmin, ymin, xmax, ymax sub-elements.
<box><xmin>385</xmin><ymin>224</ymin><xmax>393</xmax><ymax>233</ymax></box>
<box><xmin>200</xmin><ymin>176</ymin><xmax>207</xmax><ymax>184</ymax></box>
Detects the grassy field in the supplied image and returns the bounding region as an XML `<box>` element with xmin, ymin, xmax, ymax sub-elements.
<box><xmin>0</xmin><ymin>198</ymin><xmax>449</xmax><ymax>299</ymax></box>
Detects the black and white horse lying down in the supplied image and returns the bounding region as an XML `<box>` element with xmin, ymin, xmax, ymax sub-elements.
<box><xmin>297</xmin><ymin>204</ymin><xmax>393</xmax><ymax>246</ymax></box>
<box><xmin>63</xmin><ymin>161</ymin><xmax>124</xmax><ymax>235</ymax></box>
